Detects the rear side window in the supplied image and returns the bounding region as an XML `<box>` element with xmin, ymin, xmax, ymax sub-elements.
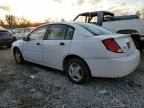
<box><xmin>48</xmin><ymin>25</ymin><xmax>67</xmax><ymax>40</ymax></box>
<box><xmin>77</xmin><ymin>23</ymin><xmax>111</xmax><ymax>35</ymax></box>
<box><xmin>47</xmin><ymin>24</ymin><xmax>74</xmax><ymax>40</ymax></box>
<box><xmin>65</xmin><ymin>27</ymin><xmax>74</xmax><ymax>40</ymax></box>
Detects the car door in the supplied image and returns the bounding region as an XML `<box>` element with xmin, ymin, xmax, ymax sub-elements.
<box><xmin>23</xmin><ymin>25</ymin><xmax>48</xmax><ymax>64</ymax></box>
<box><xmin>43</xmin><ymin>24</ymin><xmax>75</xmax><ymax>70</ymax></box>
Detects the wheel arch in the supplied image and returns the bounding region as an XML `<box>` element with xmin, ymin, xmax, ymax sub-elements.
<box><xmin>63</xmin><ymin>54</ymin><xmax>92</xmax><ymax>77</ymax></box>
<box><xmin>13</xmin><ymin>46</ymin><xmax>19</xmax><ymax>54</ymax></box>
<box><xmin>13</xmin><ymin>46</ymin><xmax>23</xmax><ymax>57</ymax></box>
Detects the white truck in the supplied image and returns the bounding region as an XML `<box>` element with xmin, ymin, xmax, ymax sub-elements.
<box><xmin>74</xmin><ymin>11</ymin><xmax>144</xmax><ymax>50</ymax></box>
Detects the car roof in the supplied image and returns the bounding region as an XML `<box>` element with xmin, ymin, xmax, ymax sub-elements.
<box><xmin>38</xmin><ymin>22</ymin><xmax>96</xmax><ymax>28</ymax></box>
<box><xmin>77</xmin><ymin>11</ymin><xmax>114</xmax><ymax>16</ymax></box>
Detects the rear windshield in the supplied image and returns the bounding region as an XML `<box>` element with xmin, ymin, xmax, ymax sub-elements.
<box><xmin>77</xmin><ymin>23</ymin><xmax>111</xmax><ymax>35</ymax></box>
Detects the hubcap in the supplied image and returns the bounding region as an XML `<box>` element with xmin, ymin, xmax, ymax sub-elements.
<box><xmin>15</xmin><ymin>51</ymin><xmax>21</xmax><ymax>62</ymax></box>
<box><xmin>68</xmin><ymin>63</ymin><xmax>83</xmax><ymax>81</ymax></box>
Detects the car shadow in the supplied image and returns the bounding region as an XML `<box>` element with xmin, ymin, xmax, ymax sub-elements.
<box><xmin>19</xmin><ymin>60</ymin><xmax>143</xmax><ymax>88</ymax></box>
<box><xmin>24</xmin><ymin>62</ymin><xmax>125</xmax><ymax>83</ymax></box>
<box><xmin>24</xmin><ymin>61</ymin><xmax>66</xmax><ymax>75</ymax></box>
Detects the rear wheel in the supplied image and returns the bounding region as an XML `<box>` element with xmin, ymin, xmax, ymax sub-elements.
<box><xmin>66</xmin><ymin>58</ymin><xmax>91</xmax><ymax>84</ymax></box>
<box><xmin>14</xmin><ymin>48</ymin><xmax>24</xmax><ymax>64</ymax></box>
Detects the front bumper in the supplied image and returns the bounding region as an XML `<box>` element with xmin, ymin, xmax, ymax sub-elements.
<box><xmin>85</xmin><ymin>50</ymin><xmax>140</xmax><ymax>78</ymax></box>
<box><xmin>0</xmin><ymin>40</ymin><xmax>13</xmax><ymax>46</ymax></box>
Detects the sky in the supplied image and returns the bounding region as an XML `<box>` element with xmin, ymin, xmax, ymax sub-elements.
<box><xmin>0</xmin><ymin>0</ymin><xmax>143</xmax><ymax>22</ymax></box>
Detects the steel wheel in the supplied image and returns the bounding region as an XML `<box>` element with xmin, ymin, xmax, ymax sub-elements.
<box><xmin>68</xmin><ymin>63</ymin><xmax>84</xmax><ymax>82</ymax></box>
<box><xmin>66</xmin><ymin>58</ymin><xmax>91</xmax><ymax>84</ymax></box>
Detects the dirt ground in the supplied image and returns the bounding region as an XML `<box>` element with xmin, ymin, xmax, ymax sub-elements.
<box><xmin>0</xmin><ymin>47</ymin><xmax>144</xmax><ymax>108</ymax></box>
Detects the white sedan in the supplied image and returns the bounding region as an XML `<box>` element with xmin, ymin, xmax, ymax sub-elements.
<box><xmin>11</xmin><ymin>22</ymin><xmax>140</xmax><ymax>84</ymax></box>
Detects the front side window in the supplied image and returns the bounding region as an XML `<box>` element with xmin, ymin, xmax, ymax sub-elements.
<box><xmin>29</xmin><ymin>26</ymin><xmax>47</xmax><ymax>40</ymax></box>
<box><xmin>65</xmin><ymin>27</ymin><xmax>74</xmax><ymax>40</ymax></box>
<box><xmin>77</xmin><ymin>23</ymin><xmax>111</xmax><ymax>35</ymax></box>
<box><xmin>48</xmin><ymin>24</ymin><xmax>67</xmax><ymax>40</ymax></box>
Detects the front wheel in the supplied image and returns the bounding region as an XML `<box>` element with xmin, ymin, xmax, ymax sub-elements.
<box><xmin>7</xmin><ymin>44</ymin><xmax>11</xmax><ymax>48</ymax></box>
<box><xmin>66</xmin><ymin>58</ymin><xmax>91</xmax><ymax>84</ymax></box>
<box><xmin>14</xmin><ymin>48</ymin><xmax>24</xmax><ymax>64</ymax></box>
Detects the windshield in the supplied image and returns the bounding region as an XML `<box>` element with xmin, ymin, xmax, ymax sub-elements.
<box><xmin>77</xmin><ymin>23</ymin><xmax>111</xmax><ymax>35</ymax></box>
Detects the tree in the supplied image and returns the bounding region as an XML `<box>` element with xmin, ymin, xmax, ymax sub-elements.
<box><xmin>141</xmin><ymin>9</ymin><xmax>144</xmax><ymax>19</ymax></box>
<box><xmin>0</xmin><ymin>19</ymin><xmax>4</xmax><ymax>26</ymax></box>
<box><xmin>44</xmin><ymin>18</ymin><xmax>52</xmax><ymax>23</ymax></box>
<box><xmin>18</xmin><ymin>17</ymin><xmax>32</xmax><ymax>27</ymax></box>
<box><xmin>61</xmin><ymin>18</ymin><xmax>65</xmax><ymax>22</ymax></box>
<box><xmin>5</xmin><ymin>14</ymin><xmax>16</xmax><ymax>28</ymax></box>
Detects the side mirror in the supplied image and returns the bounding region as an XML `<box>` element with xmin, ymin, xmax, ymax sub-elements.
<box><xmin>23</xmin><ymin>36</ymin><xmax>29</xmax><ymax>41</ymax></box>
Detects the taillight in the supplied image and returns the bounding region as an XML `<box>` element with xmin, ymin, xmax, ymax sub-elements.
<box><xmin>102</xmin><ymin>38</ymin><xmax>123</xmax><ymax>53</ymax></box>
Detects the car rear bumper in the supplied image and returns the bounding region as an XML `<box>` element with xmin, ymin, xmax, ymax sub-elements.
<box><xmin>85</xmin><ymin>50</ymin><xmax>140</xmax><ymax>78</ymax></box>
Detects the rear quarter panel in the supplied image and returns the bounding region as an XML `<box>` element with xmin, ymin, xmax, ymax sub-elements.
<box><xmin>69</xmin><ymin>37</ymin><xmax>108</xmax><ymax>59</ymax></box>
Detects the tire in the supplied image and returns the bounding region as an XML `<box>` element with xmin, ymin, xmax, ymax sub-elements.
<box><xmin>66</xmin><ymin>58</ymin><xmax>91</xmax><ymax>84</ymax></box>
<box><xmin>7</xmin><ymin>44</ymin><xmax>11</xmax><ymax>48</ymax></box>
<box><xmin>13</xmin><ymin>48</ymin><xmax>24</xmax><ymax>64</ymax></box>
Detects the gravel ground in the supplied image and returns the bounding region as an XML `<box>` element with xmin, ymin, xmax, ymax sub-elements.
<box><xmin>0</xmin><ymin>47</ymin><xmax>144</xmax><ymax>108</ymax></box>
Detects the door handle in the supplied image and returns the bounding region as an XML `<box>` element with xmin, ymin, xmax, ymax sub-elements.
<box><xmin>60</xmin><ymin>42</ymin><xmax>65</xmax><ymax>46</ymax></box>
<box><xmin>36</xmin><ymin>42</ymin><xmax>40</xmax><ymax>45</ymax></box>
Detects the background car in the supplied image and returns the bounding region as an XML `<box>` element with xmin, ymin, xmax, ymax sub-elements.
<box><xmin>10</xmin><ymin>27</ymin><xmax>35</xmax><ymax>41</ymax></box>
<box><xmin>0</xmin><ymin>27</ymin><xmax>13</xmax><ymax>48</ymax></box>
<box><xmin>11</xmin><ymin>22</ymin><xmax>140</xmax><ymax>84</ymax></box>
